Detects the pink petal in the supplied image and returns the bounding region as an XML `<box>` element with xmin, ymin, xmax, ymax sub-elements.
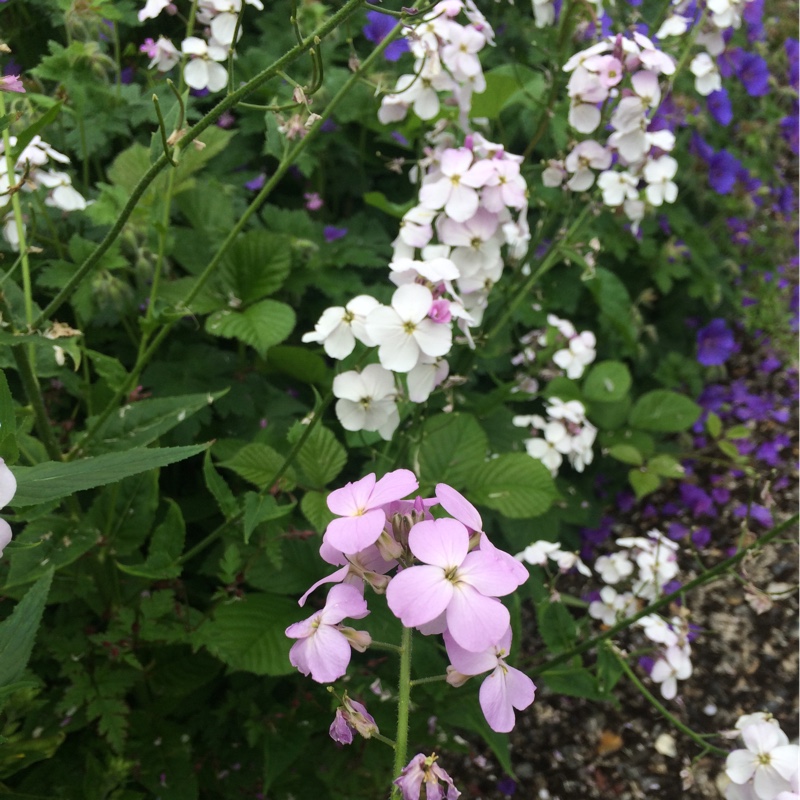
<box><xmin>289</xmin><ymin>624</ymin><xmax>352</xmax><ymax>683</ymax></box>
<box><xmin>479</xmin><ymin>667</ymin><xmax>515</xmax><ymax>733</ymax></box>
<box><xmin>320</xmin><ymin>583</ymin><xmax>369</xmax><ymax>624</ymax></box>
<box><xmin>386</xmin><ymin>565</ymin><xmax>453</xmax><ymax>628</ymax></box>
<box><xmin>443</xmin><ymin>630</ymin><xmax>498</xmax><ymax>676</ymax></box>
<box><xmin>441</xmin><ymin>147</ymin><xmax>474</xmax><ymax>176</ymax></box>
<box><xmin>477</xmin><ymin>533</ymin><xmax>530</xmax><ymax>587</ymax></box>
<box><xmin>368</xmin><ymin>469</ymin><xmax>418</xmax><ymax>509</ymax></box>
<box><xmin>436</xmin><ymin>483</ymin><xmax>483</xmax><ymax>531</ymax></box>
<box><xmin>327</xmin><ymin>474</ymin><xmax>377</xmax><ymax>516</ymax></box>
<box><xmin>408</xmin><ymin>518</ymin><xmax>469</xmax><ymax>568</ymax></box>
<box><xmin>298</xmin><ymin>564</ymin><xmax>352</xmax><ymax>607</ymax></box>
<box><xmin>460</xmin><ymin>549</ymin><xmax>520</xmax><ymax>596</ymax></box>
<box><xmin>446</xmin><ymin>586</ymin><xmax>509</xmax><ymax>652</ymax></box>
<box><xmin>324</xmin><ymin>509</ymin><xmax>387</xmax><ymax>554</ymax></box>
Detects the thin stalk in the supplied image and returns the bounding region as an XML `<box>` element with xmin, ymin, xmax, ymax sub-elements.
<box><xmin>409</xmin><ymin>674</ymin><xmax>448</xmax><ymax>687</ymax></box>
<box><xmin>372</xmin><ymin>732</ymin><xmax>398</xmax><ymax>749</ymax></box>
<box><xmin>0</xmin><ymin>92</ymin><xmax>33</xmax><ymax>327</ymax></box>
<box><xmin>610</xmin><ymin>644</ymin><xmax>728</xmax><ymax>756</ymax></box>
<box><xmin>73</xmin><ymin>13</ymin><xmax>406</xmax><ymax>457</ymax></box>
<box><xmin>485</xmin><ymin>203</ymin><xmax>593</xmax><ymax>343</ymax></box>
<box><xmin>32</xmin><ymin>0</ymin><xmax>370</xmax><ymax>330</ymax></box>
<box><xmin>391</xmin><ymin>625</ymin><xmax>413</xmax><ymax>796</ymax></box>
<box><xmin>527</xmin><ymin>514</ymin><xmax>798</xmax><ymax>677</ymax></box>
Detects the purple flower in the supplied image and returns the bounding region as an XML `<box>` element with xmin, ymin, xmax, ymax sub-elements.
<box><xmin>706</xmin><ymin>89</ymin><xmax>733</xmax><ymax>126</ymax></box>
<box><xmin>711</xmin><ymin>487</ymin><xmax>730</xmax><ymax>505</ymax></box>
<box><xmin>733</xmin><ymin>503</ymin><xmax>773</xmax><ymax>527</ymax></box>
<box><xmin>679</xmin><ymin>483</ymin><xmax>714</xmax><ymax>516</ymax></box>
<box><xmin>737</xmin><ymin>52</ymin><xmax>770</xmax><ymax>96</ymax></box>
<box><xmin>362</xmin><ymin>11</ymin><xmax>409</xmax><ymax>62</ymax></box>
<box><xmin>697</xmin><ymin>318</ymin><xmax>738</xmax><ymax>366</ymax></box>
<box><xmin>718</xmin><ymin>47</ymin><xmax>744</xmax><ymax>79</ymax></box>
<box><xmin>323</xmin><ymin>225</ymin><xmax>348</xmax><ymax>242</ymax></box>
<box><xmin>708</xmin><ymin>150</ymin><xmax>742</xmax><ymax>194</ymax></box>
<box><xmin>690</xmin><ymin>131</ymin><xmax>714</xmax><ymax>162</ymax></box>
<box><xmin>395</xmin><ymin>754</ymin><xmax>460</xmax><ymax>800</ymax></box>
<box><xmin>244</xmin><ymin>173</ymin><xmax>266</xmax><ymax>191</ymax></box>
<box><xmin>691</xmin><ymin>527</ymin><xmax>711</xmax><ymax>548</ymax></box>
<box><xmin>786</xmin><ymin>38</ymin><xmax>799</xmax><ymax>90</ymax></box>
<box><xmin>667</xmin><ymin>522</ymin><xmax>689</xmax><ymax>541</ymax></box>
<box><xmin>743</xmin><ymin>0</ymin><xmax>765</xmax><ymax>41</ymax></box>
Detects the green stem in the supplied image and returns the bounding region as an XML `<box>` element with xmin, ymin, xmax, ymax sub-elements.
<box><xmin>409</xmin><ymin>674</ymin><xmax>448</xmax><ymax>687</ymax></box>
<box><xmin>370</xmin><ymin>640</ymin><xmax>403</xmax><ymax>654</ymax></box>
<box><xmin>528</xmin><ymin>514</ymin><xmax>798</xmax><ymax>677</ymax></box>
<box><xmin>391</xmin><ymin>625</ymin><xmax>413</xmax><ymax>797</ymax></box>
<box><xmin>609</xmin><ymin>644</ymin><xmax>728</xmax><ymax>756</ymax></box>
<box><xmin>485</xmin><ymin>203</ymin><xmax>593</xmax><ymax>343</ymax></box>
<box><xmin>0</xmin><ymin>92</ymin><xmax>33</xmax><ymax>328</ymax></box>
<box><xmin>372</xmin><ymin>732</ymin><xmax>398</xmax><ymax>749</ymax></box>
<box><xmin>175</xmin><ymin>391</ymin><xmax>334</xmax><ymax>565</ymax></box>
<box><xmin>32</xmin><ymin>0</ymin><xmax>369</xmax><ymax>330</ymax></box>
<box><xmin>72</xmin><ymin>13</ymin><xmax>405</xmax><ymax>457</ymax></box>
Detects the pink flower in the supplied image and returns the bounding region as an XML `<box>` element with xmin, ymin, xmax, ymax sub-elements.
<box><xmin>0</xmin><ymin>75</ymin><xmax>25</xmax><ymax>94</ymax></box>
<box><xmin>285</xmin><ymin>584</ymin><xmax>371</xmax><ymax>683</ymax></box>
<box><xmin>329</xmin><ymin>695</ymin><xmax>379</xmax><ymax>744</ymax></box>
<box><xmin>419</xmin><ymin>147</ymin><xmax>493</xmax><ymax>223</ymax></box>
<box><xmin>444</xmin><ymin>627</ymin><xmax>535</xmax><ymax>733</ymax></box>
<box><xmin>394</xmin><ymin>753</ymin><xmax>460</xmax><ymax>800</ymax></box>
<box><xmin>385</xmin><ymin>518</ymin><xmax>514</xmax><ymax>652</ymax></box>
<box><xmin>323</xmin><ymin>469</ymin><xmax>418</xmax><ymax>554</ymax></box>
<box><xmin>304</xmin><ymin>192</ymin><xmax>323</xmax><ymax>211</ymax></box>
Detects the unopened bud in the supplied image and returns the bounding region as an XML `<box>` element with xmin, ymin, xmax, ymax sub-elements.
<box><xmin>445</xmin><ymin>666</ymin><xmax>471</xmax><ymax>688</ymax></box>
<box><xmin>340</xmin><ymin>626</ymin><xmax>371</xmax><ymax>653</ymax></box>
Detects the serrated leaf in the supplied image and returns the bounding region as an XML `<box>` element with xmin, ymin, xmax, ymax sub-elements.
<box><xmin>300</xmin><ymin>490</ymin><xmax>335</xmax><ymax>534</ymax></box>
<box><xmin>198</xmin><ymin>593</ymin><xmax>298</xmax><ymax>676</ymax></box>
<box><xmin>86</xmin><ymin>349</ymin><xmax>129</xmax><ymax>393</ymax></box>
<box><xmin>469</xmin><ymin>453</ymin><xmax>558</xmax><ymax>519</ymax></box>
<box><xmin>87</xmin><ymin>391</ymin><xmax>224</xmax><ymax>454</ymax></box>
<box><xmin>290</xmin><ymin>424</ymin><xmax>346</xmax><ymax>489</ymax></box>
<box><xmin>243</xmin><ymin>493</ymin><xmax>294</xmax><ymax>544</ymax></box>
<box><xmin>0</xmin><ymin>369</ymin><xmax>18</xmax><ymax>462</ymax></box>
<box><xmin>582</xmin><ymin>361</ymin><xmax>632</xmax><ymax>403</ymax></box>
<box><xmin>537</xmin><ymin>600</ymin><xmax>577</xmax><ymax>654</ymax></box>
<box><xmin>116</xmin><ymin>499</ymin><xmax>185</xmax><ymax>580</ymax></box>
<box><xmin>0</xmin><ymin>570</ymin><xmax>53</xmax><ymax>693</ymax></box>
<box><xmin>205</xmin><ymin>299</ymin><xmax>295</xmax><ymax>357</ymax></box>
<box><xmin>418</xmin><ymin>414</ymin><xmax>488</xmax><ymax>489</ymax></box>
<box><xmin>628</xmin><ymin>468</ymin><xmax>661</xmax><ymax>499</ymax></box>
<box><xmin>607</xmin><ymin>444</ymin><xmax>643</xmax><ymax>466</ymax></box>
<box><xmin>628</xmin><ymin>390</ymin><xmax>701</xmax><ymax>433</ymax></box>
<box><xmin>220</xmin><ymin>230</ymin><xmax>292</xmax><ymax>303</ymax></box>
<box><xmin>10</xmin><ymin>444</ymin><xmax>208</xmax><ymax>506</ymax></box>
<box><xmin>203</xmin><ymin>451</ymin><xmax>239</xmax><ymax>519</ymax></box>
<box><xmin>220</xmin><ymin>443</ymin><xmax>296</xmax><ymax>492</ymax></box>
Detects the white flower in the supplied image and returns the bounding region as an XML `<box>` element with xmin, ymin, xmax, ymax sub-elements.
<box><xmin>332</xmin><ymin>364</ymin><xmax>399</xmax><ymax>440</ymax></box>
<box><xmin>552</xmin><ymin>330</ymin><xmax>597</xmax><ymax>379</ymax></box>
<box><xmin>406</xmin><ymin>355</ymin><xmax>449</xmax><ymax>403</ymax></box>
<box><xmin>650</xmin><ymin>644</ymin><xmax>692</xmax><ymax>699</ymax></box>
<box><xmin>690</xmin><ymin>52</ymin><xmax>722</xmax><ymax>97</ymax></box>
<box><xmin>726</xmin><ymin>722</ymin><xmax>799</xmax><ymax>800</ymax></box>
<box><xmin>643</xmin><ymin>155</ymin><xmax>678</xmax><ymax>206</ymax></box>
<box><xmin>595</xmin><ymin>552</ymin><xmax>634</xmax><ymax>584</ymax></box>
<box><xmin>182</xmin><ymin>37</ymin><xmax>228</xmax><ymax>93</ymax></box>
<box><xmin>365</xmin><ymin>283</ymin><xmax>452</xmax><ymax>373</ymax></box>
<box><xmin>301</xmin><ymin>295</ymin><xmax>379</xmax><ymax>359</ymax></box>
<box><xmin>138</xmin><ymin>0</ymin><xmax>172</xmax><ymax>22</ymax></box>
<box><xmin>597</xmin><ymin>170</ymin><xmax>639</xmax><ymax>207</ymax></box>
<box><xmin>656</xmin><ymin>14</ymin><xmax>691</xmax><ymax>38</ymax></box>
<box><xmin>516</xmin><ymin>540</ymin><xmax>559</xmax><ymax>566</ymax></box>
<box><xmin>550</xmin><ymin>549</ymin><xmax>592</xmax><ymax>577</ymax></box>
<box><xmin>0</xmin><ymin>457</ymin><xmax>16</xmax><ymax>557</ymax></box>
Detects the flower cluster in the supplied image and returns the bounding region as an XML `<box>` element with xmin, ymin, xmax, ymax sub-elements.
<box><xmin>0</xmin><ymin>135</ymin><xmax>87</xmax><ymax>250</ymax></box>
<box><xmin>724</xmin><ymin>713</ymin><xmax>799</xmax><ymax>800</ymax></box>
<box><xmin>513</xmin><ymin>397</ymin><xmax>597</xmax><ymax>475</ymax></box>
<box><xmin>138</xmin><ymin>0</ymin><xmax>265</xmax><ymax>91</ymax></box>
<box><xmin>395</xmin><ymin>753</ymin><xmax>461</xmax><ymax>800</ymax></box>
<box><xmin>511</xmin><ymin>312</ymin><xmax>597</xmax><ymax>393</ymax></box>
<box><xmin>377</xmin><ymin>0</ymin><xmax>494</xmax><ymax>127</ymax></box>
<box><xmin>285</xmin><ymin>471</ymin><xmax>535</xmax><ymax>734</ymax></box>
<box><xmin>544</xmin><ymin>32</ymin><xmax>678</xmax><ymax>231</ymax></box>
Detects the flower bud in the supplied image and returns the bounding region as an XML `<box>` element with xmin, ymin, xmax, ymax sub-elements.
<box><xmin>339</xmin><ymin>626</ymin><xmax>371</xmax><ymax>653</ymax></box>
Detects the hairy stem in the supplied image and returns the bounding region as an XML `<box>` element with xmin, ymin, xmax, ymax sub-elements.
<box><xmin>391</xmin><ymin>625</ymin><xmax>413</xmax><ymax>796</ymax></box>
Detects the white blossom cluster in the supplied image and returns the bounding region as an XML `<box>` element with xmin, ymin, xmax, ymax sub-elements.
<box><xmin>378</xmin><ymin>0</ymin><xmax>495</xmax><ymax>129</ymax></box>
<box><xmin>543</xmin><ymin>32</ymin><xmax>678</xmax><ymax>232</ymax></box>
<box><xmin>303</xmin><ymin>1</ymin><xmax>530</xmax><ymax>440</ymax></box>
<box><xmin>512</xmin><ymin>396</ymin><xmax>597</xmax><ymax>475</ymax></box>
<box><xmin>0</xmin><ymin>135</ymin><xmax>88</xmax><ymax>250</ymax></box>
<box><xmin>511</xmin><ymin>312</ymin><xmax>597</xmax><ymax>393</ymax></box>
<box><xmin>138</xmin><ymin>0</ymin><xmax>264</xmax><ymax>91</ymax></box>
<box><xmin>724</xmin><ymin>713</ymin><xmax>799</xmax><ymax>800</ymax></box>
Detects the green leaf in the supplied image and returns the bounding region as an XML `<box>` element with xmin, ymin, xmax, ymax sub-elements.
<box><xmin>646</xmin><ymin>454</ymin><xmax>685</xmax><ymax>479</ymax></box>
<box><xmin>440</xmin><ymin>701</ymin><xmax>515</xmax><ymax>778</ymax></box>
<box><xmin>116</xmin><ymin>500</ymin><xmax>185</xmax><ymax>580</ymax></box>
<box><xmin>0</xmin><ymin>369</ymin><xmax>18</xmax><ymax>462</ymax></box>
<box><xmin>596</xmin><ymin>644</ymin><xmax>624</xmax><ymax>697</ymax></box>
<box><xmin>10</xmin><ymin>444</ymin><xmax>209</xmax><ymax>506</ymax></box>
<box><xmin>243</xmin><ymin>493</ymin><xmax>294</xmax><ymax>544</ymax></box>
<box><xmin>300</xmin><ymin>490</ymin><xmax>334</xmax><ymax>534</ymax></box>
<box><xmin>86</xmin><ymin>349</ymin><xmax>129</xmax><ymax>393</ymax></box>
<box><xmin>718</xmin><ymin>440</ymin><xmax>742</xmax><ymax>459</ymax></box>
<box><xmin>205</xmin><ymin>299</ymin><xmax>296</xmax><ymax>357</ymax></box>
<box><xmin>266</xmin><ymin>345</ymin><xmax>328</xmax><ymax>385</ymax></box>
<box><xmin>469</xmin><ymin>453</ymin><xmax>558</xmax><ymax>519</ymax></box>
<box><xmin>197</xmin><ymin>593</ymin><xmax>298</xmax><ymax>676</ymax></box>
<box><xmin>628</xmin><ymin>390</ymin><xmax>701</xmax><ymax>433</ymax></box>
<box><xmin>542</xmin><ymin>376</ymin><xmax>583</xmax><ymax>402</ymax></box>
<box><xmin>537</xmin><ymin>601</ymin><xmax>577</xmax><ymax>654</ymax></box>
<box><xmin>417</xmin><ymin>414</ymin><xmax>488</xmax><ymax>489</ymax></box>
<box><xmin>203</xmin><ymin>451</ymin><xmax>239</xmax><ymax>519</ymax></box>
<box><xmin>725</xmin><ymin>425</ymin><xmax>750</xmax><ymax>440</ymax></box>
<box><xmin>628</xmin><ymin>468</ymin><xmax>661</xmax><ymax>499</ymax></box>
<box><xmin>87</xmin><ymin>391</ymin><xmax>224</xmax><ymax>453</ymax></box>
<box><xmin>219</xmin><ymin>231</ymin><xmax>293</xmax><ymax>303</ymax></box>
<box><xmin>290</xmin><ymin>424</ymin><xmax>346</xmax><ymax>489</ymax></box>
<box><xmin>606</xmin><ymin>444</ymin><xmax>643</xmax><ymax>466</ymax></box>
<box><xmin>220</xmin><ymin>443</ymin><xmax>296</xmax><ymax>492</ymax></box>
<box><xmin>363</xmin><ymin>191</ymin><xmax>416</xmax><ymax>219</ymax></box>
<box><xmin>0</xmin><ymin>570</ymin><xmax>53</xmax><ymax>694</ymax></box>
<box><xmin>10</xmin><ymin>102</ymin><xmax>62</xmax><ymax>162</ymax></box>
<box><xmin>582</xmin><ymin>361</ymin><xmax>632</xmax><ymax>403</ymax></box>
<box><xmin>706</xmin><ymin>411</ymin><xmax>722</xmax><ymax>439</ymax></box>
<box><xmin>539</xmin><ymin>664</ymin><xmax>607</xmax><ymax>700</ymax></box>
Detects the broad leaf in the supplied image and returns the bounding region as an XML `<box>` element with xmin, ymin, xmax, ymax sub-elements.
<box><xmin>289</xmin><ymin>423</ymin><xmax>346</xmax><ymax>489</ymax></box>
<box><xmin>220</xmin><ymin>443</ymin><xmax>296</xmax><ymax>492</ymax></box>
<box><xmin>205</xmin><ymin>299</ymin><xmax>296</xmax><ymax>357</ymax></box>
<box><xmin>469</xmin><ymin>453</ymin><xmax>558</xmax><ymax>519</ymax></box>
<box><xmin>219</xmin><ymin>230</ymin><xmax>292</xmax><ymax>303</ymax></box>
<box><xmin>582</xmin><ymin>360</ymin><xmax>631</xmax><ymax>403</ymax></box>
<box><xmin>417</xmin><ymin>413</ymin><xmax>488</xmax><ymax>489</ymax></box>
<box><xmin>629</xmin><ymin>389</ymin><xmax>701</xmax><ymax>432</ymax></box>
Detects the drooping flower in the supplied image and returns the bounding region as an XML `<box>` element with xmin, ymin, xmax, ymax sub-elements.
<box><xmin>285</xmin><ymin>583</ymin><xmax>371</xmax><ymax>683</ymax></box>
<box><xmin>329</xmin><ymin>694</ymin><xmax>379</xmax><ymax>744</ymax></box>
<box><xmin>394</xmin><ymin>753</ymin><xmax>461</xmax><ymax>800</ymax></box>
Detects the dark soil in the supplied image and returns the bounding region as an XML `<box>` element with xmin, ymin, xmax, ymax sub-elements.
<box><xmin>444</xmin><ymin>334</ymin><xmax>799</xmax><ymax>799</ymax></box>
